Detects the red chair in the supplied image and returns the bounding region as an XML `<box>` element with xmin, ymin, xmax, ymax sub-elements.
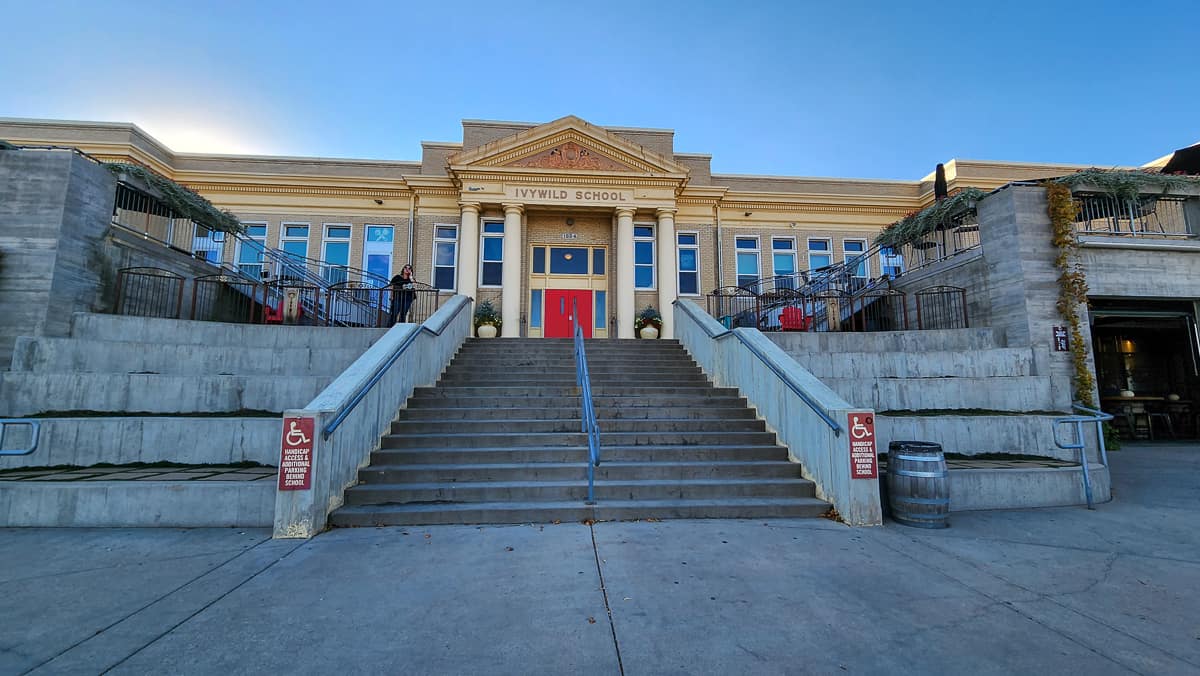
<box><xmin>780</xmin><ymin>306</ymin><xmax>811</xmax><ymax>331</ymax></box>
<box><xmin>263</xmin><ymin>302</ymin><xmax>283</xmax><ymax>324</ymax></box>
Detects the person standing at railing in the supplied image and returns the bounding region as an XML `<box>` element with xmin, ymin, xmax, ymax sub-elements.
<box><xmin>389</xmin><ymin>264</ymin><xmax>416</xmax><ymax>325</ymax></box>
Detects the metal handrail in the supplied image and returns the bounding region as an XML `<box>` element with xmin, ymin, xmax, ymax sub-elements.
<box><xmin>676</xmin><ymin>300</ymin><xmax>843</xmax><ymax>435</ymax></box>
<box><xmin>322</xmin><ymin>297</ymin><xmax>469</xmax><ymax>439</ymax></box>
<box><xmin>572</xmin><ymin>297</ymin><xmax>602</xmax><ymax>503</ymax></box>
<box><xmin>1053</xmin><ymin>402</ymin><xmax>1113</xmax><ymax>510</ymax></box>
<box><xmin>0</xmin><ymin>419</ymin><xmax>41</xmax><ymax>456</ymax></box>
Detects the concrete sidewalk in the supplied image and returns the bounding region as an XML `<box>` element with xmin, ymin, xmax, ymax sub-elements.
<box><xmin>2</xmin><ymin>443</ymin><xmax>1197</xmax><ymax>675</ymax></box>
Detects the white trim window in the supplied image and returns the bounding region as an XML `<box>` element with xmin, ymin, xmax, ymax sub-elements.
<box><xmin>634</xmin><ymin>224</ymin><xmax>655</xmax><ymax>290</ymax></box>
<box><xmin>771</xmin><ymin>237</ymin><xmax>797</xmax><ymax>289</ymax></box>
<box><xmin>880</xmin><ymin>246</ymin><xmax>906</xmax><ymax>278</ymax></box>
<box><xmin>677</xmin><ymin>232</ymin><xmax>700</xmax><ymax>296</ymax></box>
<box><xmin>432</xmin><ymin>224</ymin><xmax>459</xmax><ymax>290</ymax></box>
<box><xmin>480</xmin><ymin>221</ymin><xmax>504</xmax><ymax>287</ymax></box>
<box><xmin>236</xmin><ymin>222</ymin><xmax>268</xmax><ymax>279</ymax></box>
<box><xmin>807</xmin><ymin>237</ymin><xmax>832</xmax><ymax>271</ymax></box>
<box><xmin>843</xmin><ymin>239</ymin><xmax>869</xmax><ymax>280</ymax></box>
<box><xmin>279</xmin><ymin>222</ymin><xmax>311</xmax><ymax>280</ymax></box>
<box><xmin>735</xmin><ymin>236</ymin><xmax>760</xmax><ymax>288</ymax></box>
<box><xmin>322</xmin><ymin>223</ymin><xmax>352</xmax><ymax>284</ymax></box>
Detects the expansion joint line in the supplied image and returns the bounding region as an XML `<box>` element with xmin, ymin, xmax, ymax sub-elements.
<box><xmin>589</xmin><ymin>523</ymin><xmax>625</xmax><ymax>676</ymax></box>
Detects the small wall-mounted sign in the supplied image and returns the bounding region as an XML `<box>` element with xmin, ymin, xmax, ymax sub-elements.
<box><xmin>848</xmin><ymin>412</ymin><xmax>877</xmax><ymax>480</ymax></box>
<box><xmin>1053</xmin><ymin>326</ymin><xmax>1069</xmax><ymax>352</ymax></box>
<box><xmin>561</xmin><ymin>233</ymin><xmax>579</xmax><ymax>240</ymax></box>
<box><xmin>279</xmin><ymin>417</ymin><xmax>315</xmax><ymax>491</ymax></box>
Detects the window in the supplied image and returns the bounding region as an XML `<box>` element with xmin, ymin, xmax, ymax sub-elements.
<box><xmin>772</xmin><ymin>237</ymin><xmax>797</xmax><ymax>288</ymax></box>
<box><xmin>530</xmin><ymin>289</ymin><xmax>543</xmax><ymax>328</ymax></box>
<box><xmin>363</xmin><ymin>225</ymin><xmax>394</xmax><ymax>287</ymax></box>
<box><xmin>323</xmin><ymin>224</ymin><xmax>351</xmax><ymax>284</ymax></box>
<box><xmin>808</xmin><ymin>238</ymin><xmax>832</xmax><ymax>271</ymax></box>
<box><xmin>480</xmin><ymin>221</ymin><xmax>503</xmax><ymax>287</ymax></box>
<box><xmin>593</xmin><ymin>248</ymin><xmax>605</xmax><ymax>276</ymax></box>
<box><xmin>433</xmin><ymin>224</ymin><xmax>458</xmax><ymax>290</ymax></box>
<box><xmin>236</xmin><ymin>223</ymin><xmax>267</xmax><ymax>278</ymax></box>
<box><xmin>677</xmin><ymin>232</ymin><xmax>700</xmax><ymax>295</ymax></box>
<box><xmin>634</xmin><ymin>225</ymin><xmax>655</xmax><ymax>289</ymax></box>
<box><xmin>549</xmin><ymin>247</ymin><xmax>590</xmax><ymax>274</ymax></box>
<box><xmin>735</xmin><ymin>236</ymin><xmax>760</xmax><ymax>288</ymax></box>
<box><xmin>595</xmin><ymin>291</ymin><xmax>607</xmax><ymax>329</ymax></box>
<box><xmin>280</xmin><ymin>223</ymin><xmax>310</xmax><ymax>279</ymax></box>
<box><xmin>880</xmin><ymin>246</ymin><xmax>905</xmax><ymax>278</ymax></box>
<box><xmin>844</xmin><ymin>239</ymin><xmax>868</xmax><ymax>279</ymax></box>
<box><xmin>192</xmin><ymin>224</ymin><xmax>225</xmax><ymax>265</ymax></box>
<box><xmin>532</xmin><ymin>247</ymin><xmax>546</xmax><ymax>274</ymax></box>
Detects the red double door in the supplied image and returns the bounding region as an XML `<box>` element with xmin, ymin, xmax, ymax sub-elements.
<box><xmin>544</xmin><ymin>290</ymin><xmax>592</xmax><ymax>338</ymax></box>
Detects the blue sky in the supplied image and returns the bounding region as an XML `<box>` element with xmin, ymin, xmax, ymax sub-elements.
<box><xmin>2</xmin><ymin>0</ymin><xmax>1198</xmax><ymax>179</ymax></box>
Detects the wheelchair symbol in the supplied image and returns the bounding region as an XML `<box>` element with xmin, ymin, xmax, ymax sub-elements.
<box><xmin>285</xmin><ymin>420</ymin><xmax>311</xmax><ymax>447</ymax></box>
<box><xmin>850</xmin><ymin>415</ymin><xmax>873</xmax><ymax>441</ymax></box>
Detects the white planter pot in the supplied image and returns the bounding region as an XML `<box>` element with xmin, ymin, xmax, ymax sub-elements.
<box><xmin>476</xmin><ymin>324</ymin><xmax>498</xmax><ymax>338</ymax></box>
<box><xmin>639</xmin><ymin>326</ymin><xmax>659</xmax><ymax>339</ymax></box>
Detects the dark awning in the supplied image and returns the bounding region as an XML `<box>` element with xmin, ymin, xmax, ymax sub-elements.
<box><xmin>1160</xmin><ymin>143</ymin><xmax>1200</xmax><ymax>175</ymax></box>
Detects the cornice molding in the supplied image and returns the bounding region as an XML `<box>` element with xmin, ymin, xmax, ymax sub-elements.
<box><xmin>455</xmin><ymin>170</ymin><xmax>681</xmax><ymax>188</ymax></box>
<box><xmin>181</xmin><ymin>182</ymin><xmax>413</xmax><ymax>199</ymax></box>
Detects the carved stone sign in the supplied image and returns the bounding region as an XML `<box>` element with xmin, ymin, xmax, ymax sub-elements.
<box><xmin>504</xmin><ymin>186</ymin><xmax>632</xmax><ymax>205</ymax></box>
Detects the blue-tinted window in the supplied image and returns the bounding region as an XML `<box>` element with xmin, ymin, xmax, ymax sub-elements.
<box><xmin>247</xmin><ymin>225</ymin><xmax>267</xmax><ymax>238</ymax></box>
<box><xmin>530</xmin><ymin>289</ymin><xmax>543</xmax><ymax>328</ymax></box>
<box><xmin>549</xmin><ymin>247</ymin><xmax>589</xmax><ymax>274</ymax></box>
<box><xmin>593</xmin><ymin>249</ymin><xmax>605</xmax><ymax>276</ymax></box>
<box><xmin>634</xmin><ymin>225</ymin><xmax>653</xmax><ymax>238</ymax></box>
<box><xmin>482</xmin><ymin>222</ymin><xmax>504</xmax><ymax>234</ymax></box>
<box><xmin>677</xmin><ymin>233</ymin><xmax>697</xmax><ymax>246</ymax></box>
<box><xmin>532</xmin><ymin>247</ymin><xmax>546</xmax><ymax>274</ymax></box>
<box><xmin>736</xmin><ymin>238</ymin><xmax>757</xmax><ymax>249</ymax></box>
<box><xmin>634</xmin><ymin>242</ymin><xmax>654</xmax><ymax>265</ymax></box>
<box><xmin>285</xmin><ymin>225</ymin><xmax>309</xmax><ymax>238</ymax></box>
<box><xmin>635</xmin><ymin>240</ymin><xmax>654</xmax><ymax>289</ymax></box>
<box><xmin>366</xmin><ymin>226</ymin><xmax>393</xmax><ymax>242</ymax></box>
<box><xmin>678</xmin><ymin>234</ymin><xmax>699</xmax><ymax>295</ymax></box>
<box><xmin>635</xmin><ymin>266</ymin><xmax>653</xmax><ymax>289</ymax></box>
<box><xmin>326</xmin><ymin>226</ymin><xmax>351</xmax><ymax>239</ymax></box>
<box><xmin>433</xmin><ymin>266</ymin><xmax>455</xmax><ymax>290</ymax></box>
<box><xmin>595</xmin><ymin>291</ymin><xmax>606</xmax><ymax>329</ymax></box>
<box><xmin>481</xmin><ymin>235</ymin><xmax>503</xmax><ymax>286</ymax></box>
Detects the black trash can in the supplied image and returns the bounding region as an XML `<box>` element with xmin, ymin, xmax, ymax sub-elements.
<box><xmin>887</xmin><ymin>440</ymin><xmax>949</xmax><ymax>528</ymax></box>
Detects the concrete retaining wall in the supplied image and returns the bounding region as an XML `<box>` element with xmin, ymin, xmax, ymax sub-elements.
<box><xmin>69</xmin><ymin>313</ymin><xmax>386</xmax><ymax>348</ymax></box>
<box><xmin>0</xmin><ymin>481</ymin><xmax>273</xmax><ymax>527</ymax></box>
<box><xmin>274</xmin><ymin>295</ymin><xmax>472</xmax><ymax>538</ymax></box>
<box><xmin>947</xmin><ymin>465</ymin><xmax>1111</xmax><ymax>512</ymax></box>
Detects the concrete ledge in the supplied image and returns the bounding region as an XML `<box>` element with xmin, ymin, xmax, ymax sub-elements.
<box><xmin>766</xmin><ymin>328</ymin><xmax>1001</xmax><ymax>354</ymax></box>
<box><xmin>823</xmin><ymin>375</ymin><xmax>1054</xmax><ymax>412</ymax></box>
<box><xmin>946</xmin><ymin>465</ymin><xmax>1112</xmax><ymax>512</ymax></box>
<box><xmin>782</xmin><ymin>348</ymin><xmax>1034</xmax><ymax>379</ymax></box>
<box><xmin>0</xmin><ymin>481</ymin><xmax>274</xmax><ymax>527</ymax></box>
<box><xmin>0</xmin><ymin>417</ymin><xmax>281</xmax><ymax>469</ymax></box>
<box><xmin>69</xmin><ymin>313</ymin><xmax>386</xmax><ymax>349</ymax></box>
<box><xmin>876</xmin><ymin>414</ymin><xmax>1096</xmax><ymax>462</ymax></box>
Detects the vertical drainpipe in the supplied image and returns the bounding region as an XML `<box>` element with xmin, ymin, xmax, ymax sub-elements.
<box><xmin>408</xmin><ymin>194</ymin><xmax>417</xmax><ymax>269</ymax></box>
<box><xmin>713</xmin><ymin>203</ymin><xmax>722</xmax><ymax>288</ymax></box>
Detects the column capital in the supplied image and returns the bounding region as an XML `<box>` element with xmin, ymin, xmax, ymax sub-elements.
<box><xmin>502</xmin><ymin>203</ymin><xmax>525</xmax><ymax>215</ymax></box>
<box><xmin>615</xmin><ymin>206</ymin><xmax>637</xmax><ymax>219</ymax></box>
<box><xmin>459</xmin><ymin>201</ymin><xmax>482</xmax><ymax>214</ymax></box>
<box><xmin>655</xmin><ymin>207</ymin><xmax>678</xmax><ymax>218</ymax></box>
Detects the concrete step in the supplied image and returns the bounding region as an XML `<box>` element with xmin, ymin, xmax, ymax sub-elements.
<box><xmin>823</xmin><ymin>375</ymin><xmax>1055</xmax><ymax>412</ymax></box>
<box><xmin>328</xmin><ymin>497</ymin><xmax>832</xmax><ymax>526</ymax></box>
<box><xmin>445</xmin><ymin>361</ymin><xmax>701</xmax><ymax>374</ymax></box>
<box><xmin>789</xmin><ymin>348</ymin><xmax>1035</xmax><ymax>379</ymax></box>
<box><xmin>370</xmin><ymin>445</ymin><xmax>790</xmax><ymax>465</ymax></box>
<box><xmin>403</xmin><ymin>394</ymin><xmax>749</xmax><ymax>409</ymax></box>
<box><xmin>0</xmin><ymin>372</ymin><xmax>327</xmax><ymax>416</ymax></box>
<box><xmin>381</xmin><ymin>430</ymin><xmax>779</xmax><ymax>449</ymax></box>
<box><xmin>358</xmin><ymin>460</ymin><xmax>801</xmax><ymax>483</ymax></box>
<box><xmin>395</xmin><ymin>406</ymin><xmax>759</xmax><ymax>421</ymax></box>
<box><xmin>437</xmin><ymin>374</ymin><xmax>712</xmax><ymax>386</ymax></box>
<box><xmin>410</xmin><ymin>385</ymin><xmax>734</xmax><ymax>398</ymax></box>
<box><xmin>389</xmin><ymin>418</ymin><xmax>766</xmax><ymax>434</ymax></box>
<box><xmin>345</xmin><ymin>477</ymin><xmax>814</xmax><ymax>504</ymax></box>
<box><xmin>766</xmin><ymin>328</ymin><xmax>1003</xmax><ymax>354</ymax></box>
<box><xmin>9</xmin><ymin>336</ymin><xmax>363</xmax><ymax>377</ymax></box>
<box><xmin>69</xmin><ymin>312</ymin><xmax>386</xmax><ymax>349</ymax></box>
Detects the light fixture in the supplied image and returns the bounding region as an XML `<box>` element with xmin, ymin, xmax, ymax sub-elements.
<box><xmin>744</xmin><ymin>211</ymin><xmax>752</xmax><ymax>217</ymax></box>
<box><xmin>563</xmin><ymin>253</ymin><xmax>573</xmax><ymax>260</ymax></box>
<box><xmin>374</xmin><ymin>199</ymin><xmax>384</xmax><ymax>205</ymax></box>
<box><xmin>566</xmin><ymin>218</ymin><xmax>575</xmax><ymax>226</ymax></box>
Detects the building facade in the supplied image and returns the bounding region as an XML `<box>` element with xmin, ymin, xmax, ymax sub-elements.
<box><xmin>0</xmin><ymin>115</ymin><xmax>1099</xmax><ymax>338</ymax></box>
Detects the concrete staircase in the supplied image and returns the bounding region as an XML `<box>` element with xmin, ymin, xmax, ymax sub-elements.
<box><xmin>330</xmin><ymin>338</ymin><xmax>829</xmax><ymax>526</ymax></box>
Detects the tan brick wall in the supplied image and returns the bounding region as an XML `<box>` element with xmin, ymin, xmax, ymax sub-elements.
<box><xmin>226</xmin><ymin>212</ymin><xmax>412</xmax><ymax>282</ymax></box>
<box><xmin>718</xmin><ymin>223</ymin><xmax>884</xmax><ymax>287</ymax></box>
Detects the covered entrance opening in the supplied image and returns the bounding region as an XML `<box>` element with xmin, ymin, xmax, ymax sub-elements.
<box><xmin>528</xmin><ymin>243</ymin><xmax>609</xmax><ymax>339</ymax></box>
<box><xmin>1092</xmin><ymin>299</ymin><xmax>1200</xmax><ymax>439</ymax></box>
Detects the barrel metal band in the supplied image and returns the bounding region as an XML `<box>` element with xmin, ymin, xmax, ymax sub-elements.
<box><xmin>894</xmin><ymin>454</ymin><xmax>945</xmax><ymax>462</ymax></box>
<box><xmin>893</xmin><ymin>469</ymin><xmax>948</xmax><ymax>478</ymax></box>
<box><xmin>892</xmin><ymin>496</ymin><xmax>950</xmax><ymax>505</ymax></box>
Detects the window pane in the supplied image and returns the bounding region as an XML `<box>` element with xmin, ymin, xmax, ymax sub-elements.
<box><xmin>737</xmin><ymin>275</ymin><xmax>758</xmax><ymax>288</ymax></box>
<box><xmin>595</xmin><ymin>291</ymin><xmax>606</xmax><ymax>328</ymax></box>
<box><xmin>282</xmin><ymin>241</ymin><xmax>307</xmax><ymax>258</ymax></box>
<box><xmin>435</xmin><ymin>226</ymin><xmax>457</xmax><ymax>239</ymax></box>
<box><xmin>326</xmin><ymin>226</ymin><xmax>351</xmax><ymax>239</ymax></box>
<box><xmin>482</xmin><ymin>222</ymin><xmax>504</xmax><ymax>234</ymax></box>
<box><xmin>634</xmin><ymin>225</ymin><xmax>653</xmax><ymax>238</ymax></box>
<box><xmin>435</xmin><ymin>242</ymin><xmax>455</xmax><ymax>266</ymax></box>
<box><xmin>772</xmin><ymin>238</ymin><xmax>794</xmax><ymax>250</ymax></box>
<box><xmin>530</xmin><ymin>290</ymin><xmax>543</xmax><ymax>327</ymax></box>
<box><xmin>482</xmin><ymin>237</ymin><xmax>503</xmax><ymax>261</ymax></box>
<box><xmin>593</xmin><ymin>249</ymin><xmax>605</xmax><ymax>276</ymax></box>
<box><xmin>635</xmin><ymin>266</ymin><xmax>653</xmax><ymax>289</ymax></box>
<box><xmin>736</xmin><ymin>252</ymin><xmax>759</xmax><ymax>275</ymax></box>
<box><xmin>481</xmin><ymin>261</ymin><xmax>502</xmax><ymax>286</ymax></box>
<box><xmin>773</xmin><ymin>253</ymin><xmax>795</xmax><ymax>274</ymax></box>
<box><xmin>679</xmin><ymin>249</ymin><xmax>697</xmax><ymax>272</ymax></box>
<box><xmin>808</xmin><ymin>240</ymin><xmax>829</xmax><ymax>251</ymax></box>
<box><xmin>678</xmin><ymin>233</ymin><xmax>697</xmax><ymax>246</ymax></box>
<box><xmin>285</xmin><ymin>225</ymin><xmax>308</xmax><ymax>238</ymax></box>
<box><xmin>736</xmin><ymin>238</ymin><xmax>757</xmax><ymax>249</ymax></box>
<box><xmin>549</xmin><ymin>247</ymin><xmax>588</xmax><ymax>274</ymax></box>
<box><xmin>680</xmin><ymin>271</ymin><xmax>699</xmax><ymax>295</ymax></box>
<box><xmin>810</xmin><ymin>254</ymin><xmax>831</xmax><ymax>269</ymax></box>
<box><xmin>325</xmin><ymin>242</ymin><xmax>349</xmax><ymax>266</ymax></box>
<box><xmin>247</xmin><ymin>225</ymin><xmax>267</xmax><ymax>238</ymax></box>
<box><xmin>433</xmin><ymin>267</ymin><xmax>455</xmax><ymax>290</ymax></box>
<box><xmin>366</xmin><ymin>226</ymin><xmax>393</xmax><ymax>242</ymax></box>
<box><xmin>532</xmin><ymin>247</ymin><xmax>546</xmax><ymax>273</ymax></box>
<box><xmin>635</xmin><ymin>241</ymin><xmax>653</xmax><ymax>265</ymax></box>
<box><xmin>845</xmin><ymin>240</ymin><xmax>865</xmax><ymax>252</ymax></box>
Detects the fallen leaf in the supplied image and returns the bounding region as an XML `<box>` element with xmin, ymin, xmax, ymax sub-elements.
<box><xmin>587</xmin><ymin>617</ymin><xmax>597</xmax><ymax>624</ymax></box>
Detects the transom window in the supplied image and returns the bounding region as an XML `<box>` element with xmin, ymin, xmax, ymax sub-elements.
<box><xmin>736</xmin><ymin>236</ymin><xmax>760</xmax><ymax>288</ymax></box>
<box><xmin>677</xmin><ymin>232</ymin><xmax>699</xmax><ymax>296</ymax></box>
<box><xmin>634</xmin><ymin>225</ymin><xmax>655</xmax><ymax>289</ymax></box>
<box><xmin>808</xmin><ymin>238</ymin><xmax>832</xmax><ymax>271</ymax></box>
<box><xmin>433</xmin><ymin>224</ymin><xmax>458</xmax><ymax>290</ymax></box>
<box><xmin>480</xmin><ymin>221</ymin><xmax>504</xmax><ymax>287</ymax></box>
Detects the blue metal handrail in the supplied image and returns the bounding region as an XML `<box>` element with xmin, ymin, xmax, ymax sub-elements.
<box><xmin>675</xmin><ymin>300</ymin><xmax>843</xmax><ymax>436</ymax></box>
<box><xmin>0</xmin><ymin>419</ymin><xmax>41</xmax><ymax>456</ymax></box>
<box><xmin>1053</xmin><ymin>402</ymin><xmax>1113</xmax><ymax>510</ymax></box>
<box><xmin>322</xmin><ymin>297</ymin><xmax>469</xmax><ymax>439</ymax></box>
<box><xmin>572</xmin><ymin>297</ymin><xmax>602</xmax><ymax>503</ymax></box>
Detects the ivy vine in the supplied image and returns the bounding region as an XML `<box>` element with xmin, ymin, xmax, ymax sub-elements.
<box><xmin>874</xmin><ymin>188</ymin><xmax>987</xmax><ymax>248</ymax></box>
<box><xmin>1053</xmin><ymin>168</ymin><xmax>1200</xmax><ymax>201</ymax></box>
<box><xmin>105</xmin><ymin>162</ymin><xmax>243</xmax><ymax>234</ymax></box>
<box><xmin>1044</xmin><ymin>182</ymin><xmax>1096</xmax><ymax>407</ymax></box>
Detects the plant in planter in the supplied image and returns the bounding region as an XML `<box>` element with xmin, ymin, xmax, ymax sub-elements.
<box><xmin>634</xmin><ymin>305</ymin><xmax>662</xmax><ymax>339</ymax></box>
<box><xmin>473</xmin><ymin>300</ymin><xmax>502</xmax><ymax>338</ymax></box>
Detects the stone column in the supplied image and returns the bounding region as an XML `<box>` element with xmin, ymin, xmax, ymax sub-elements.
<box><xmin>458</xmin><ymin>202</ymin><xmax>480</xmax><ymax>305</ymax></box>
<box><xmin>656</xmin><ymin>207</ymin><xmax>678</xmax><ymax>339</ymax></box>
<box><xmin>615</xmin><ymin>207</ymin><xmax>636</xmax><ymax>338</ymax></box>
<box><xmin>501</xmin><ymin>203</ymin><xmax>524</xmax><ymax>337</ymax></box>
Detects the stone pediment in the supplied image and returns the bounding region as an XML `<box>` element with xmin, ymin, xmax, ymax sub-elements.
<box><xmin>449</xmin><ymin>116</ymin><xmax>688</xmax><ymax>177</ymax></box>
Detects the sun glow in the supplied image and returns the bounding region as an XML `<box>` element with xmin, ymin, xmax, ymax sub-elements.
<box><xmin>139</xmin><ymin>120</ymin><xmax>271</xmax><ymax>156</ymax></box>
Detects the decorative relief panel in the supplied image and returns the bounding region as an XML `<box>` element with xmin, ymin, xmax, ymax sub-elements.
<box><xmin>504</xmin><ymin>141</ymin><xmax>634</xmax><ymax>172</ymax></box>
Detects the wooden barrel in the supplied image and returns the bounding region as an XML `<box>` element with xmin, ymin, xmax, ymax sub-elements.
<box><xmin>887</xmin><ymin>441</ymin><xmax>949</xmax><ymax>528</ymax></box>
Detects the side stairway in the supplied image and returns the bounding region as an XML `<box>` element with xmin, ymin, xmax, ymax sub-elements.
<box><xmin>330</xmin><ymin>338</ymin><xmax>830</xmax><ymax>526</ymax></box>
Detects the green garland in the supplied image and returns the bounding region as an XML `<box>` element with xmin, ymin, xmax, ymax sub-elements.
<box><xmin>874</xmin><ymin>188</ymin><xmax>986</xmax><ymax>248</ymax></box>
<box><xmin>105</xmin><ymin>163</ymin><xmax>243</xmax><ymax>234</ymax></box>
<box><xmin>1053</xmin><ymin>168</ymin><xmax>1200</xmax><ymax>201</ymax></box>
<box><xmin>1045</xmin><ymin>182</ymin><xmax>1096</xmax><ymax>407</ymax></box>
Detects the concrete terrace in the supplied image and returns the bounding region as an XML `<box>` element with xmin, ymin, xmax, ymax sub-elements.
<box><xmin>2</xmin><ymin>443</ymin><xmax>1196</xmax><ymax>675</ymax></box>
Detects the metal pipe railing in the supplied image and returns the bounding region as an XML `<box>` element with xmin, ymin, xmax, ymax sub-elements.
<box><xmin>0</xmin><ymin>419</ymin><xmax>41</xmax><ymax>456</ymax></box>
<box><xmin>573</xmin><ymin>297</ymin><xmax>602</xmax><ymax>503</ymax></box>
<box><xmin>1053</xmin><ymin>402</ymin><xmax>1113</xmax><ymax>510</ymax></box>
